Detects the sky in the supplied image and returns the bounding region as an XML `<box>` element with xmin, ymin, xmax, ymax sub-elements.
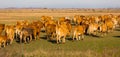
<box><xmin>0</xmin><ymin>0</ymin><xmax>120</xmax><ymax>8</ymax></box>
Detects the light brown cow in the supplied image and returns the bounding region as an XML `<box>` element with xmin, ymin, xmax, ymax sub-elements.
<box><xmin>0</xmin><ymin>24</ymin><xmax>5</xmax><ymax>35</ymax></box>
<box><xmin>105</xmin><ymin>20</ymin><xmax>114</xmax><ymax>32</ymax></box>
<box><xmin>56</xmin><ymin>22</ymin><xmax>70</xmax><ymax>44</ymax></box>
<box><xmin>0</xmin><ymin>34</ymin><xmax>7</xmax><ymax>48</ymax></box>
<box><xmin>73</xmin><ymin>25</ymin><xmax>85</xmax><ymax>40</ymax></box>
<box><xmin>98</xmin><ymin>23</ymin><xmax>107</xmax><ymax>37</ymax></box>
<box><xmin>5</xmin><ymin>25</ymin><xmax>15</xmax><ymax>44</ymax></box>
<box><xmin>73</xmin><ymin>15</ymin><xmax>82</xmax><ymax>25</ymax></box>
<box><xmin>41</xmin><ymin>16</ymin><xmax>53</xmax><ymax>24</ymax></box>
<box><xmin>87</xmin><ymin>23</ymin><xmax>99</xmax><ymax>36</ymax></box>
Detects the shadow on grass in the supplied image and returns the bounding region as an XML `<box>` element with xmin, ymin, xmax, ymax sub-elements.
<box><xmin>114</xmin><ymin>28</ymin><xmax>120</xmax><ymax>31</ymax></box>
<box><xmin>41</xmin><ymin>30</ymin><xmax>45</xmax><ymax>33</ymax></box>
<box><xmin>113</xmin><ymin>36</ymin><xmax>120</xmax><ymax>38</ymax></box>
<box><xmin>92</xmin><ymin>35</ymin><xmax>100</xmax><ymax>38</ymax></box>
<box><xmin>66</xmin><ymin>37</ymin><xmax>73</xmax><ymax>41</ymax></box>
<box><xmin>48</xmin><ymin>40</ymin><xmax>56</xmax><ymax>44</ymax></box>
<box><xmin>40</xmin><ymin>36</ymin><xmax>47</xmax><ymax>40</ymax></box>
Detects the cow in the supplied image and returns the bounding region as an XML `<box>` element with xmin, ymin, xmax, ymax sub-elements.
<box><xmin>0</xmin><ymin>24</ymin><xmax>5</xmax><ymax>35</ymax></box>
<box><xmin>31</xmin><ymin>20</ymin><xmax>44</xmax><ymax>40</ymax></box>
<box><xmin>41</xmin><ymin>16</ymin><xmax>53</xmax><ymax>24</ymax></box>
<box><xmin>56</xmin><ymin>22</ymin><xmax>70</xmax><ymax>44</ymax></box>
<box><xmin>105</xmin><ymin>20</ymin><xmax>114</xmax><ymax>32</ymax></box>
<box><xmin>5</xmin><ymin>25</ymin><xmax>15</xmax><ymax>44</ymax></box>
<box><xmin>58</xmin><ymin>18</ymin><xmax>72</xmax><ymax>36</ymax></box>
<box><xmin>15</xmin><ymin>21</ymin><xmax>24</xmax><ymax>40</ymax></box>
<box><xmin>111</xmin><ymin>16</ymin><xmax>118</xmax><ymax>28</ymax></box>
<box><xmin>73</xmin><ymin>25</ymin><xmax>85</xmax><ymax>40</ymax></box>
<box><xmin>87</xmin><ymin>23</ymin><xmax>99</xmax><ymax>36</ymax></box>
<box><xmin>98</xmin><ymin>23</ymin><xmax>107</xmax><ymax>37</ymax></box>
<box><xmin>45</xmin><ymin>24</ymin><xmax>56</xmax><ymax>40</ymax></box>
<box><xmin>73</xmin><ymin>15</ymin><xmax>83</xmax><ymax>25</ymax></box>
<box><xmin>19</xmin><ymin>27</ymin><xmax>33</xmax><ymax>43</ymax></box>
<box><xmin>0</xmin><ymin>34</ymin><xmax>7</xmax><ymax>48</ymax></box>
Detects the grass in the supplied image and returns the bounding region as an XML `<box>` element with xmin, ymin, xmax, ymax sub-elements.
<box><xmin>0</xmin><ymin>10</ymin><xmax>120</xmax><ymax>57</ymax></box>
<box><xmin>0</xmin><ymin>28</ymin><xmax>120</xmax><ymax>57</ymax></box>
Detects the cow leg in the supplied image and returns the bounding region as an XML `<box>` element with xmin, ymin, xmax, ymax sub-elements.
<box><xmin>56</xmin><ymin>35</ymin><xmax>59</xmax><ymax>44</ymax></box>
<box><xmin>81</xmin><ymin>35</ymin><xmax>84</xmax><ymax>40</ymax></box>
<box><xmin>76</xmin><ymin>34</ymin><xmax>78</xmax><ymax>40</ymax></box>
<box><xmin>104</xmin><ymin>32</ymin><xmax>107</xmax><ymax>36</ymax></box>
<box><xmin>72</xmin><ymin>35</ymin><xmax>75</xmax><ymax>40</ymax></box>
<box><xmin>73</xmin><ymin>31</ymin><xmax>76</xmax><ymax>40</ymax></box>
<box><xmin>58</xmin><ymin>36</ymin><xmax>61</xmax><ymax>43</ymax></box>
<box><xmin>10</xmin><ymin>35</ymin><xmax>14</xmax><ymax>44</ymax></box>
<box><xmin>78</xmin><ymin>36</ymin><xmax>81</xmax><ymax>40</ymax></box>
<box><xmin>0</xmin><ymin>43</ymin><xmax>1</xmax><ymax>48</ymax></box>
<box><xmin>37</xmin><ymin>32</ymin><xmax>40</xmax><ymax>39</ymax></box>
<box><xmin>15</xmin><ymin>30</ymin><xmax>18</xmax><ymax>39</ymax></box>
<box><xmin>100</xmin><ymin>32</ymin><xmax>104</xmax><ymax>37</ymax></box>
<box><xmin>30</xmin><ymin>35</ymin><xmax>32</xmax><ymax>42</ymax></box>
<box><xmin>20</xmin><ymin>34</ymin><xmax>22</xmax><ymax>43</ymax></box>
<box><xmin>3</xmin><ymin>42</ymin><xmax>5</xmax><ymax>47</ymax></box>
<box><xmin>62</xmin><ymin>35</ymin><xmax>66</xmax><ymax>44</ymax></box>
<box><xmin>10</xmin><ymin>38</ymin><xmax>13</xmax><ymax>44</ymax></box>
<box><xmin>47</xmin><ymin>34</ymin><xmax>49</xmax><ymax>40</ymax></box>
<box><xmin>51</xmin><ymin>33</ymin><xmax>55</xmax><ymax>39</ymax></box>
<box><xmin>33</xmin><ymin>29</ymin><xmax>37</xmax><ymax>40</ymax></box>
<box><xmin>23</xmin><ymin>36</ymin><xmax>27</xmax><ymax>44</ymax></box>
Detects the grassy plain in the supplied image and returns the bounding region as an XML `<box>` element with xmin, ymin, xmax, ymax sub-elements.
<box><xmin>0</xmin><ymin>9</ymin><xmax>120</xmax><ymax>57</ymax></box>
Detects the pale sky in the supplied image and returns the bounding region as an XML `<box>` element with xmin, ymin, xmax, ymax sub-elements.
<box><xmin>0</xmin><ymin>0</ymin><xmax>120</xmax><ymax>8</ymax></box>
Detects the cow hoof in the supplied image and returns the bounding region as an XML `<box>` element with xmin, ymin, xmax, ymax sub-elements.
<box><xmin>62</xmin><ymin>42</ymin><xmax>65</xmax><ymax>44</ymax></box>
<box><xmin>81</xmin><ymin>39</ymin><xmax>84</xmax><ymax>40</ymax></box>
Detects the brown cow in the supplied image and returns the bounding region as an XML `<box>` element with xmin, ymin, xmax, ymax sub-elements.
<box><xmin>45</xmin><ymin>24</ymin><xmax>56</xmax><ymax>40</ymax></box>
<box><xmin>31</xmin><ymin>21</ymin><xmax>44</xmax><ymax>39</ymax></box>
<box><xmin>20</xmin><ymin>27</ymin><xmax>33</xmax><ymax>43</ymax></box>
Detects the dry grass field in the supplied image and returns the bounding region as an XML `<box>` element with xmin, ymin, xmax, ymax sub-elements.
<box><xmin>0</xmin><ymin>8</ymin><xmax>120</xmax><ymax>57</ymax></box>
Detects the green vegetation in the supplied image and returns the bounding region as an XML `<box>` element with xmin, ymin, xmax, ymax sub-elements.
<box><xmin>0</xmin><ymin>25</ymin><xmax>120</xmax><ymax>57</ymax></box>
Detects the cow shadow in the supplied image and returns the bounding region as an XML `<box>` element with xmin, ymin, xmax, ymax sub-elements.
<box><xmin>92</xmin><ymin>35</ymin><xmax>100</xmax><ymax>38</ymax></box>
<box><xmin>48</xmin><ymin>40</ymin><xmax>56</xmax><ymax>44</ymax></box>
<box><xmin>40</xmin><ymin>36</ymin><xmax>47</xmax><ymax>40</ymax></box>
<box><xmin>67</xmin><ymin>37</ymin><xmax>73</xmax><ymax>41</ymax></box>
<box><xmin>41</xmin><ymin>30</ymin><xmax>45</xmax><ymax>33</ymax></box>
<box><xmin>115</xmin><ymin>29</ymin><xmax>120</xmax><ymax>31</ymax></box>
<box><xmin>71</xmin><ymin>23</ymin><xmax>76</xmax><ymax>26</ymax></box>
<box><xmin>113</xmin><ymin>36</ymin><xmax>120</xmax><ymax>38</ymax></box>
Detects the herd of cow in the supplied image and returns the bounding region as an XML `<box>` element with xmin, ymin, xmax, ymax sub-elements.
<box><xmin>0</xmin><ymin>14</ymin><xmax>120</xmax><ymax>48</ymax></box>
